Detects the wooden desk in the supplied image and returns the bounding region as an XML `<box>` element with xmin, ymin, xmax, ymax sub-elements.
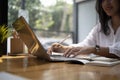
<box><xmin>0</xmin><ymin>55</ymin><xmax>120</xmax><ymax>80</ymax></box>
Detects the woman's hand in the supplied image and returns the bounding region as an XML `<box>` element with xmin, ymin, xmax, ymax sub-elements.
<box><xmin>64</xmin><ymin>47</ymin><xmax>95</xmax><ymax>57</ymax></box>
<box><xmin>47</xmin><ymin>43</ymin><xmax>67</xmax><ymax>54</ymax></box>
<box><xmin>47</xmin><ymin>43</ymin><xmax>95</xmax><ymax>57</ymax></box>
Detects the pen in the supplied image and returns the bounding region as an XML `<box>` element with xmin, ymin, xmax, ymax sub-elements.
<box><xmin>47</xmin><ymin>35</ymin><xmax>71</xmax><ymax>54</ymax></box>
<box><xmin>59</xmin><ymin>35</ymin><xmax>71</xmax><ymax>44</ymax></box>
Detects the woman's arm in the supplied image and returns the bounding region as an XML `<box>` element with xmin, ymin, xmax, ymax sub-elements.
<box><xmin>63</xmin><ymin>46</ymin><xmax>119</xmax><ymax>58</ymax></box>
<box><xmin>92</xmin><ymin>47</ymin><xmax>119</xmax><ymax>58</ymax></box>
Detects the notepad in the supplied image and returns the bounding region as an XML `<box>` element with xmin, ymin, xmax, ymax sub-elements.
<box><xmin>52</xmin><ymin>52</ymin><xmax>120</xmax><ymax>67</ymax></box>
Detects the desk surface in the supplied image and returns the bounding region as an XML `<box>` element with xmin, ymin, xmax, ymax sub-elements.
<box><xmin>0</xmin><ymin>55</ymin><xmax>120</xmax><ymax>80</ymax></box>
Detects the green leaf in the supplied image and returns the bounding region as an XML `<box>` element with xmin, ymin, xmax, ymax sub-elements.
<box><xmin>0</xmin><ymin>25</ymin><xmax>10</xmax><ymax>43</ymax></box>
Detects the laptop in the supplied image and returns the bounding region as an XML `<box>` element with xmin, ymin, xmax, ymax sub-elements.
<box><xmin>12</xmin><ymin>16</ymin><xmax>83</xmax><ymax>62</ymax></box>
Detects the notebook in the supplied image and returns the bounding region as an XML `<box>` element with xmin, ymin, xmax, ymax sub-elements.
<box><xmin>12</xmin><ymin>16</ymin><xmax>120</xmax><ymax>66</ymax></box>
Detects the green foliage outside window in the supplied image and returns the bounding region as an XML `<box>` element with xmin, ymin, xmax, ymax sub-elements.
<box><xmin>8</xmin><ymin>0</ymin><xmax>73</xmax><ymax>32</ymax></box>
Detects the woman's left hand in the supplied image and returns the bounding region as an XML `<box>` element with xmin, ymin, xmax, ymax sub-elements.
<box><xmin>64</xmin><ymin>47</ymin><xmax>95</xmax><ymax>57</ymax></box>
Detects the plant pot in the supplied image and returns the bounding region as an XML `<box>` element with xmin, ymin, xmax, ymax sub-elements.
<box><xmin>10</xmin><ymin>38</ymin><xmax>24</xmax><ymax>54</ymax></box>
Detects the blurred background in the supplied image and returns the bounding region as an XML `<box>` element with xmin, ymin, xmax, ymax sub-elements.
<box><xmin>0</xmin><ymin>0</ymin><xmax>98</xmax><ymax>53</ymax></box>
<box><xmin>8</xmin><ymin>0</ymin><xmax>73</xmax><ymax>51</ymax></box>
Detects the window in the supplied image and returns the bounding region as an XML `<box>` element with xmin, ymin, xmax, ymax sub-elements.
<box><xmin>8</xmin><ymin>0</ymin><xmax>73</xmax><ymax>51</ymax></box>
<box><xmin>74</xmin><ymin>0</ymin><xmax>98</xmax><ymax>42</ymax></box>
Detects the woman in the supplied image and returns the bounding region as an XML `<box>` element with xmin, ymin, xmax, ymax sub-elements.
<box><xmin>48</xmin><ymin>0</ymin><xmax>120</xmax><ymax>58</ymax></box>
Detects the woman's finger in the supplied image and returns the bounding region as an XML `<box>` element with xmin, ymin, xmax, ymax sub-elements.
<box><xmin>64</xmin><ymin>48</ymin><xmax>73</xmax><ymax>57</ymax></box>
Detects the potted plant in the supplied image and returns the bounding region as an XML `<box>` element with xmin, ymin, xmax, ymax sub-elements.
<box><xmin>0</xmin><ymin>25</ymin><xmax>10</xmax><ymax>56</ymax></box>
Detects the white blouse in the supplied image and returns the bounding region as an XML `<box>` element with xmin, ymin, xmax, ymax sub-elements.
<box><xmin>74</xmin><ymin>20</ymin><xmax>120</xmax><ymax>57</ymax></box>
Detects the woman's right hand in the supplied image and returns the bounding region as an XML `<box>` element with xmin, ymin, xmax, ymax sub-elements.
<box><xmin>47</xmin><ymin>43</ymin><xmax>66</xmax><ymax>54</ymax></box>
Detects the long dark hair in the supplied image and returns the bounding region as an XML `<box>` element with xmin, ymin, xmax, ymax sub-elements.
<box><xmin>96</xmin><ymin>0</ymin><xmax>120</xmax><ymax>35</ymax></box>
<box><xmin>96</xmin><ymin>0</ymin><xmax>111</xmax><ymax>35</ymax></box>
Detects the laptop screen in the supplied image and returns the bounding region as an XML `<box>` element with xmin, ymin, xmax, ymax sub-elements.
<box><xmin>12</xmin><ymin>16</ymin><xmax>51</xmax><ymax>61</ymax></box>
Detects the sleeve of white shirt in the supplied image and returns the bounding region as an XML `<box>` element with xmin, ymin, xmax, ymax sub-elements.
<box><xmin>109</xmin><ymin>42</ymin><xmax>120</xmax><ymax>57</ymax></box>
<box><xmin>71</xmin><ymin>24</ymin><xmax>100</xmax><ymax>47</ymax></box>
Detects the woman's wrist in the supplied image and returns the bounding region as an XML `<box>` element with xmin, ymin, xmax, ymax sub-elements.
<box><xmin>90</xmin><ymin>45</ymin><xmax>100</xmax><ymax>55</ymax></box>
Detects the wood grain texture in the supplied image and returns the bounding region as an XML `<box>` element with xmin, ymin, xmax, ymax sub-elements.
<box><xmin>0</xmin><ymin>55</ymin><xmax>120</xmax><ymax>80</ymax></box>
